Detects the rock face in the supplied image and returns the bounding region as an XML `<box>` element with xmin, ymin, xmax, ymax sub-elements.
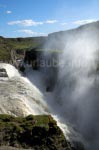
<box><xmin>24</xmin><ymin>48</ymin><xmax>40</xmax><ymax>70</ymax></box>
<box><xmin>0</xmin><ymin>114</ymin><xmax>73</xmax><ymax>150</ymax></box>
<box><xmin>0</xmin><ymin>68</ymin><xmax>8</xmax><ymax>77</ymax></box>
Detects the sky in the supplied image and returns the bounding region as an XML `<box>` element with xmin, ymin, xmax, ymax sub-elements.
<box><xmin>0</xmin><ymin>0</ymin><xmax>99</xmax><ymax>37</ymax></box>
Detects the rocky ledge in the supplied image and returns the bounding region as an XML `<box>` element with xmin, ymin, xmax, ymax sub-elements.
<box><xmin>0</xmin><ymin>114</ymin><xmax>76</xmax><ymax>150</ymax></box>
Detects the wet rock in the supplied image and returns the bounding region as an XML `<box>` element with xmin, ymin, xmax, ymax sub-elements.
<box><xmin>0</xmin><ymin>68</ymin><xmax>8</xmax><ymax>77</ymax></box>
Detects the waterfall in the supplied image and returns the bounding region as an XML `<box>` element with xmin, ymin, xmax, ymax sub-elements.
<box><xmin>0</xmin><ymin>63</ymin><xmax>71</xmax><ymax>142</ymax></box>
<box><xmin>0</xmin><ymin>63</ymin><xmax>20</xmax><ymax>78</ymax></box>
<box><xmin>42</xmin><ymin>23</ymin><xmax>99</xmax><ymax>150</ymax></box>
<box><xmin>0</xmin><ymin>63</ymin><xmax>49</xmax><ymax>116</ymax></box>
<box><xmin>1</xmin><ymin>21</ymin><xmax>99</xmax><ymax>149</ymax></box>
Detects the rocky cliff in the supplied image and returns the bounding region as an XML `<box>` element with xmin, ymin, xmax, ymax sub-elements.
<box><xmin>0</xmin><ymin>114</ymin><xmax>74</xmax><ymax>150</ymax></box>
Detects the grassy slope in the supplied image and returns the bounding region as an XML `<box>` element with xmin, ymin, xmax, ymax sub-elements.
<box><xmin>0</xmin><ymin>37</ymin><xmax>11</xmax><ymax>61</ymax></box>
<box><xmin>6</xmin><ymin>37</ymin><xmax>46</xmax><ymax>50</ymax></box>
<box><xmin>0</xmin><ymin>36</ymin><xmax>46</xmax><ymax>61</ymax></box>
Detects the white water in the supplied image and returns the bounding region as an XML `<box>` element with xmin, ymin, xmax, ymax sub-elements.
<box><xmin>0</xmin><ymin>63</ymin><xmax>49</xmax><ymax>116</ymax></box>
<box><xmin>0</xmin><ymin>63</ymin><xmax>20</xmax><ymax>78</ymax></box>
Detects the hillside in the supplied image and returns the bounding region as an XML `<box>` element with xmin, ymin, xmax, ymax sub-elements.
<box><xmin>0</xmin><ymin>21</ymin><xmax>99</xmax><ymax>63</ymax></box>
<box><xmin>0</xmin><ymin>36</ymin><xmax>46</xmax><ymax>62</ymax></box>
<box><xmin>46</xmin><ymin>21</ymin><xmax>99</xmax><ymax>50</ymax></box>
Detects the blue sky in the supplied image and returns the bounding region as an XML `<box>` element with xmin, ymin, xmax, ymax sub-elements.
<box><xmin>0</xmin><ymin>0</ymin><xmax>99</xmax><ymax>37</ymax></box>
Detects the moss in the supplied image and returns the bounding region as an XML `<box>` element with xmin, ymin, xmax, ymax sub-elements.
<box><xmin>0</xmin><ymin>114</ymin><xmax>15</xmax><ymax>122</ymax></box>
<box><xmin>0</xmin><ymin>114</ymin><xmax>73</xmax><ymax>150</ymax></box>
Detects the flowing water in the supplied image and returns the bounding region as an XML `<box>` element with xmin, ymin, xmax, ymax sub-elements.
<box><xmin>0</xmin><ymin>63</ymin><xmax>49</xmax><ymax>116</ymax></box>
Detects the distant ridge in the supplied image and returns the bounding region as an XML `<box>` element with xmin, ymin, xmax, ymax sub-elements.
<box><xmin>0</xmin><ymin>21</ymin><xmax>99</xmax><ymax>61</ymax></box>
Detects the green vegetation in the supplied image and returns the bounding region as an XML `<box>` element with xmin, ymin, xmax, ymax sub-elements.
<box><xmin>0</xmin><ymin>114</ymin><xmax>72</xmax><ymax>150</ymax></box>
<box><xmin>0</xmin><ymin>35</ymin><xmax>62</xmax><ymax>62</ymax></box>
<box><xmin>0</xmin><ymin>37</ymin><xmax>11</xmax><ymax>61</ymax></box>
<box><xmin>0</xmin><ymin>36</ymin><xmax>46</xmax><ymax>61</ymax></box>
<box><xmin>6</xmin><ymin>37</ymin><xmax>46</xmax><ymax>50</ymax></box>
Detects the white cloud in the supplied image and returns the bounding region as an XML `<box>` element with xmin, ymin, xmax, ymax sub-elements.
<box><xmin>8</xmin><ymin>19</ymin><xmax>58</xmax><ymax>27</ymax></box>
<box><xmin>8</xmin><ymin>19</ymin><xmax>44</xmax><ymax>26</ymax></box>
<box><xmin>17</xmin><ymin>29</ymin><xmax>35</xmax><ymax>35</ymax></box>
<box><xmin>16</xmin><ymin>29</ymin><xmax>46</xmax><ymax>36</ymax></box>
<box><xmin>6</xmin><ymin>10</ymin><xmax>12</xmax><ymax>14</ymax></box>
<box><xmin>45</xmin><ymin>20</ymin><xmax>58</xmax><ymax>24</ymax></box>
<box><xmin>61</xmin><ymin>22</ymin><xmax>67</xmax><ymax>26</ymax></box>
<box><xmin>73</xmin><ymin>19</ymin><xmax>97</xmax><ymax>25</ymax></box>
